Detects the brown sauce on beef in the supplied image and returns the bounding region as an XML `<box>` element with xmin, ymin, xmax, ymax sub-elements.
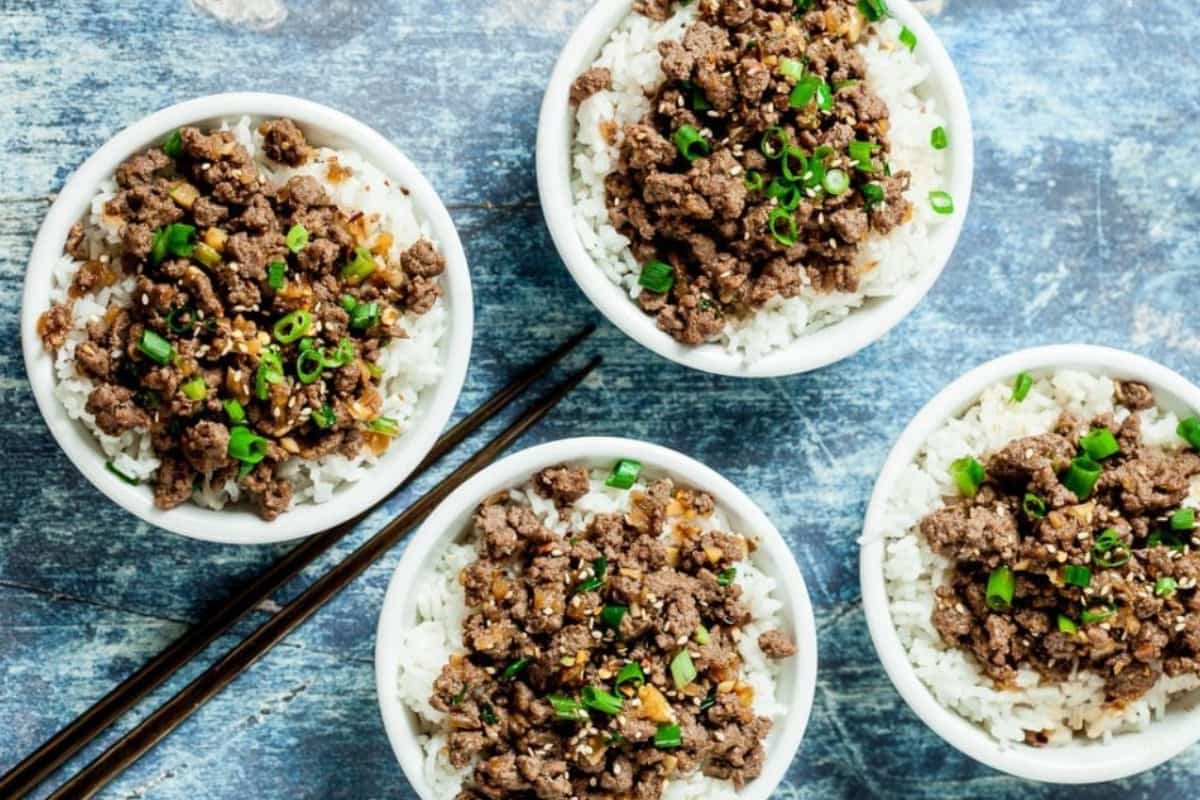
<box><xmin>430</xmin><ymin>467</ymin><xmax>797</xmax><ymax>799</ymax></box>
<box><xmin>39</xmin><ymin>118</ymin><xmax>446</xmax><ymax>520</ymax></box>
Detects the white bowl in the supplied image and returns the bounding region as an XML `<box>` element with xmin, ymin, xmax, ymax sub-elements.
<box><xmin>536</xmin><ymin>0</ymin><xmax>974</xmax><ymax>378</ymax></box>
<box><xmin>860</xmin><ymin>345</ymin><xmax>1200</xmax><ymax>783</ymax></box>
<box><xmin>375</xmin><ymin>436</ymin><xmax>818</xmax><ymax>799</ymax></box>
<box><xmin>20</xmin><ymin>92</ymin><xmax>473</xmax><ymax>545</ymax></box>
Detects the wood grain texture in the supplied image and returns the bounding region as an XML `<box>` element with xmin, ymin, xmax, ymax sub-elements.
<box><xmin>1</xmin><ymin>0</ymin><xmax>1198</xmax><ymax>797</ymax></box>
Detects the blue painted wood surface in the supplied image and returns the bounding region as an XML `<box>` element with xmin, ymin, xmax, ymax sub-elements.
<box><xmin>1</xmin><ymin>0</ymin><xmax>1198</xmax><ymax>797</ymax></box>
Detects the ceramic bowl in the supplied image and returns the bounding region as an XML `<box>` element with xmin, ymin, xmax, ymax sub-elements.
<box><xmin>376</xmin><ymin>436</ymin><xmax>818</xmax><ymax>798</ymax></box>
<box><xmin>861</xmin><ymin>345</ymin><xmax>1200</xmax><ymax>783</ymax></box>
<box><xmin>536</xmin><ymin>0</ymin><xmax>973</xmax><ymax>377</ymax></box>
<box><xmin>21</xmin><ymin>92</ymin><xmax>473</xmax><ymax>545</ymax></box>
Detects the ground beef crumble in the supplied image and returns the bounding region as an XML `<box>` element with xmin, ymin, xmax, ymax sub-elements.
<box><xmin>918</xmin><ymin>381</ymin><xmax>1200</xmax><ymax>739</ymax></box>
<box><xmin>38</xmin><ymin>118</ymin><xmax>447</xmax><ymax>520</ymax></box>
<box><xmin>585</xmin><ymin>0</ymin><xmax>912</xmax><ymax>345</ymax></box>
<box><xmin>431</xmin><ymin>467</ymin><xmax>798</xmax><ymax>799</ymax></box>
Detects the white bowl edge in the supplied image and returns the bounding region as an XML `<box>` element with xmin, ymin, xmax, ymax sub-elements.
<box><xmin>20</xmin><ymin>92</ymin><xmax>474</xmax><ymax>545</ymax></box>
<box><xmin>536</xmin><ymin>0</ymin><xmax>974</xmax><ymax>378</ymax></box>
<box><xmin>860</xmin><ymin>344</ymin><xmax>1200</xmax><ymax>784</ymax></box>
<box><xmin>375</xmin><ymin>436</ymin><xmax>819</xmax><ymax>799</ymax></box>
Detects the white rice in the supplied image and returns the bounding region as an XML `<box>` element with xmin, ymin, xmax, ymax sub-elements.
<box><xmin>879</xmin><ymin>371</ymin><xmax>1200</xmax><ymax>745</ymax></box>
<box><xmin>570</xmin><ymin>3</ymin><xmax>952</xmax><ymax>362</ymax></box>
<box><xmin>49</xmin><ymin>116</ymin><xmax>447</xmax><ymax>512</ymax></box>
<box><xmin>394</xmin><ymin>470</ymin><xmax>788</xmax><ymax>799</ymax></box>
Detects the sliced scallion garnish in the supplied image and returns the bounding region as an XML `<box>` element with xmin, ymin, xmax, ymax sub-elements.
<box><xmin>985</xmin><ymin>566</ymin><xmax>1014</xmax><ymax>612</ymax></box>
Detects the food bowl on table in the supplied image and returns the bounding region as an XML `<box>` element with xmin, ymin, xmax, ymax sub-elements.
<box><xmin>537</xmin><ymin>0</ymin><xmax>973</xmax><ymax>377</ymax></box>
<box><xmin>861</xmin><ymin>345</ymin><xmax>1200</xmax><ymax>783</ymax></box>
<box><xmin>21</xmin><ymin>92</ymin><xmax>473</xmax><ymax>545</ymax></box>
<box><xmin>376</xmin><ymin>437</ymin><xmax>818</xmax><ymax>799</ymax></box>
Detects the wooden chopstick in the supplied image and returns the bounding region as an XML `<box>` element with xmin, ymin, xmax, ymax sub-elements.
<box><xmin>0</xmin><ymin>324</ymin><xmax>595</xmax><ymax>800</ymax></box>
<box><xmin>47</xmin><ymin>354</ymin><xmax>602</xmax><ymax>799</ymax></box>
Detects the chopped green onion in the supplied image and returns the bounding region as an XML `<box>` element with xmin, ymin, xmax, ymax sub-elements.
<box><xmin>1171</xmin><ymin>508</ymin><xmax>1195</xmax><ymax>531</ymax></box>
<box><xmin>857</xmin><ymin>0</ymin><xmax>888</xmax><ymax>21</ymax></box>
<box><xmin>502</xmin><ymin>657</ymin><xmax>531</xmax><ymax>680</ymax></box>
<box><xmin>760</xmin><ymin>127</ymin><xmax>788</xmax><ymax>159</ymax></box>
<box><xmin>342</xmin><ymin>246</ymin><xmax>377</xmax><ymax>282</ymax></box>
<box><xmin>151</xmin><ymin>227</ymin><xmax>169</xmax><ymax>265</ymax></box>
<box><xmin>1063</xmin><ymin>564</ymin><xmax>1092</xmax><ymax>588</ymax></box>
<box><xmin>832</xmin><ymin>79</ymin><xmax>859</xmax><ymax>91</ymax></box>
<box><xmin>296</xmin><ymin>348</ymin><xmax>324</xmax><ymax>384</ymax></box>
<box><xmin>480</xmin><ymin>704</ymin><xmax>498</xmax><ymax>725</ymax></box>
<box><xmin>223</xmin><ymin>399</ymin><xmax>245</xmax><ymax>424</ymax></box>
<box><xmin>365</xmin><ymin>362</ymin><xmax>384</xmax><ymax>380</ymax></box>
<box><xmin>638</xmin><ymin>260</ymin><xmax>674</xmax><ymax>294</ymax></box>
<box><xmin>1146</xmin><ymin>530</ymin><xmax>1186</xmax><ymax>552</ymax></box>
<box><xmin>950</xmin><ymin>457</ymin><xmax>985</xmax><ymax>497</ymax></box>
<box><xmin>1177</xmin><ymin>417</ymin><xmax>1200</xmax><ymax>450</ymax></box>
<box><xmin>654</xmin><ymin>723</ymin><xmax>682</xmax><ymax>749</ymax></box>
<box><xmin>929</xmin><ymin>190</ymin><xmax>955</xmax><ymax>215</ymax></box>
<box><xmin>816</xmin><ymin>80</ymin><xmax>833</xmax><ymax>112</ymax></box>
<box><xmin>349</xmin><ymin>301</ymin><xmax>380</xmax><ymax>332</ymax></box>
<box><xmin>273</xmin><ymin>310</ymin><xmax>312</xmax><ymax>344</ymax></box>
<box><xmin>367</xmin><ymin>417</ymin><xmax>400</xmax><ymax>437</ymax></box>
<box><xmin>1023</xmin><ymin>493</ymin><xmax>1047</xmax><ymax>519</ymax></box>
<box><xmin>340</xmin><ymin>293</ymin><xmax>358</xmax><ymax>312</ymax></box>
<box><xmin>150</xmin><ymin>223</ymin><xmax>196</xmax><ymax>265</ymax></box>
<box><xmin>822</xmin><ymin>168</ymin><xmax>850</xmax><ymax>196</ymax></box>
<box><xmin>1062</xmin><ymin>456</ymin><xmax>1102</xmax><ymax>500</ymax></box>
<box><xmin>106</xmin><ymin>461</ymin><xmax>140</xmax><ymax>486</ymax></box>
<box><xmin>985</xmin><ymin>566</ymin><xmax>1015</xmax><ymax>612</ymax></box>
<box><xmin>778</xmin><ymin>57</ymin><xmax>805</xmax><ymax>80</ymax></box>
<box><xmin>693</xmin><ymin>625</ymin><xmax>710</xmax><ymax>645</ymax></box>
<box><xmin>600</xmin><ymin>605</ymin><xmax>627</xmax><ymax>631</ymax></box>
<box><xmin>286</xmin><ymin>224</ymin><xmax>309</xmax><ymax>253</ymax></box>
<box><xmin>717</xmin><ymin>567</ymin><xmax>737</xmax><ymax>586</ymax></box>
<box><xmin>581</xmin><ymin>685</ymin><xmax>624</xmax><ymax>715</ymax></box>
<box><xmin>670</xmin><ymin>649</ymin><xmax>697</xmax><ymax>689</ymax></box>
<box><xmin>548</xmin><ymin>694</ymin><xmax>587</xmax><ymax>721</ymax></box>
<box><xmin>137</xmin><ymin>329</ymin><xmax>174</xmax><ymax>366</ymax></box>
<box><xmin>861</xmin><ymin>182</ymin><xmax>884</xmax><ymax>209</ymax></box>
<box><xmin>256</xmin><ymin>350</ymin><xmax>285</xmax><ymax>400</ymax></box>
<box><xmin>1056</xmin><ymin>615</ymin><xmax>1078</xmax><ymax>635</ymax></box>
<box><xmin>615</xmin><ymin>662</ymin><xmax>645</xmax><ymax>691</ymax></box>
<box><xmin>180</xmin><ymin>376</ymin><xmax>207</xmax><ymax>401</ymax></box>
<box><xmin>848</xmin><ymin>140</ymin><xmax>880</xmax><ymax>172</ymax></box>
<box><xmin>1011</xmin><ymin>372</ymin><xmax>1034</xmax><ymax>402</ymax></box>
<box><xmin>700</xmin><ymin>689</ymin><xmax>717</xmax><ymax>711</ymax></box>
<box><xmin>1092</xmin><ymin>528</ymin><xmax>1130</xmax><ymax>568</ymax></box>
<box><xmin>780</xmin><ymin>147</ymin><xmax>808</xmax><ymax>183</ymax></box>
<box><xmin>744</xmin><ymin>170</ymin><xmax>764</xmax><ymax>192</ymax></box>
<box><xmin>812</xmin><ymin>144</ymin><xmax>834</xmax><ymax>161</ymax></box>
<box><xmin>267</xmin><ymin>260</ymin><xmax>287</xmax><ymax>290</ymax></box>
<box><xmin>789</xmin><ymin>75</ymin><xmax>822</xmax><ymax>108</ymax></box>
<box><xmin>930</xmin><ymin>126</ymin><xmax>949</xmax><ymax>150</ymax></box>
<box><xmin>674</xmin><ymin>125</ymin><xmax>710</xmax><ymax>162</ymax></box>
<box><xmin>574</xmin><ymin>576</ymin><xmax>603</xmax><ymax>594</ymax></box>
<box><xmin>768</xmin><ymin>208</ymin><xmax>797</xmax><ymax>247</ymax></box>
<box><xmin>1155</xmin><ymin>577</ymin><xmax>1178</xmax><ymax>598</ymax></box>
<box><xmin>162</xmin><ymin>129</ymin><xmax>183</xmax><ymax>159</ymax></box>
<box><xmin>899</xmin><ymin>25</ymin><xmax>917</xmax><ymax>51</ymax></box>
<box><xmin>312</xmin><ymin>402</ymin><xmax>336</xmax><ymax>430</ymax></box>
<box><xmin>322</xmin><ymin>338</ymin><xmax>355</xmax><ymax>368</ymax></box>
<box><xmin>228</xmin><ymin>425</ymin><xmax>269</xmax><ymax>466</ymax></box>
<box><xmin>1080</xmin><ymin>605</ymin><xmax>1116</xmax><ymax>625</ymax></box>
<box><xmin>165</xmin><ymin>306</ymin><xmax>195</xmax><ymax>334</ymax></box>
<box><xmin>606</xmin><ymin>459</ymin><xmax>642</xmax><ymax>489</ymax></box>
<box><xmin>1080</xmin><ymin>428</ymin><xmax>1120</xmax><ymax>461</ymax></box>
<box><xmin>766</xmin><ymin>177</ymin><xmax>801</xmax><ymax>211</ymax></box>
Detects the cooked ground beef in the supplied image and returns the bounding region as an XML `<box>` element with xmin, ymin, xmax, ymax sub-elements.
<box><xmin>590</xmin><ymin>0</ymin><xmax>911</xmax><ymax>345</ymax></box>
<box><xmin>432</xmin><ymin>467</ymin><xmax>797</xmax><ymax>799</ymax></box>
<box><xmin>38</xmin><ymin>118</ymin><xmax>446</xmax><ymax>520</ymax></box>
<box><xmin>919</xmin><ymin>385</ymin><xmax>1200</xmax><ymax>730</ymax></box>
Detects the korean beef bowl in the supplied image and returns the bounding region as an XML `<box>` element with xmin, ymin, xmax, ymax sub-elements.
<box><xmin>861</xmin><ymin>346</ymin><xmax>1200</xmax><ymax>783</ymax></box>
<box><xmin>375</xmin><ymin>438</ymin><xmax>818</xmax><ymax>800</ymax></box>
<box><xmin>538</xmin><ymin>0</ymin><xmax>972</xmax><ymax>377</ymax></box>
<box><xmin>21</xmin><ymin>93</ymin><xmax>472</xmax><ymax>544</ymax></box>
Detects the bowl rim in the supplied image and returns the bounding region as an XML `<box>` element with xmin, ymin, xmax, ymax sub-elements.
<box><xmin>20</xmin><ymin>91</ymin><xmax>474</xmax><ymax>545</ymax></box>
<box><xmin>859</xmin><ymin>344</ymin><xmax>1200</xmax><ymax>784</ymax></box>
<box><xmin>374</xmin><ymin>436</ymin><xmax>819</xmax><ymax>800</ymax></box>
<box><xmin>535</xmin><ymin>0</ymin><xmax>975</xmax><ymax>378</ymax></box>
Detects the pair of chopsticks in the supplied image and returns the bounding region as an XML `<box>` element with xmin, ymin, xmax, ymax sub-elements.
<box><xmin>1</xmin><ymin>325</ymin><xmax>600</xmax><ymax>800</ymax></box>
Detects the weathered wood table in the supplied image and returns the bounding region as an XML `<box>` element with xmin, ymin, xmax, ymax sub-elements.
<box><xmin>1</xmin><ymin>0</ymin><xmax>1197</xmax><ymax>797</ymax></box>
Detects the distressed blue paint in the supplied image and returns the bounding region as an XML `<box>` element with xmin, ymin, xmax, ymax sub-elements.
<box><xmin>0</xmin><ymin>0</ymin><xmax>1198</xmax><ymax>798</ymax></box>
